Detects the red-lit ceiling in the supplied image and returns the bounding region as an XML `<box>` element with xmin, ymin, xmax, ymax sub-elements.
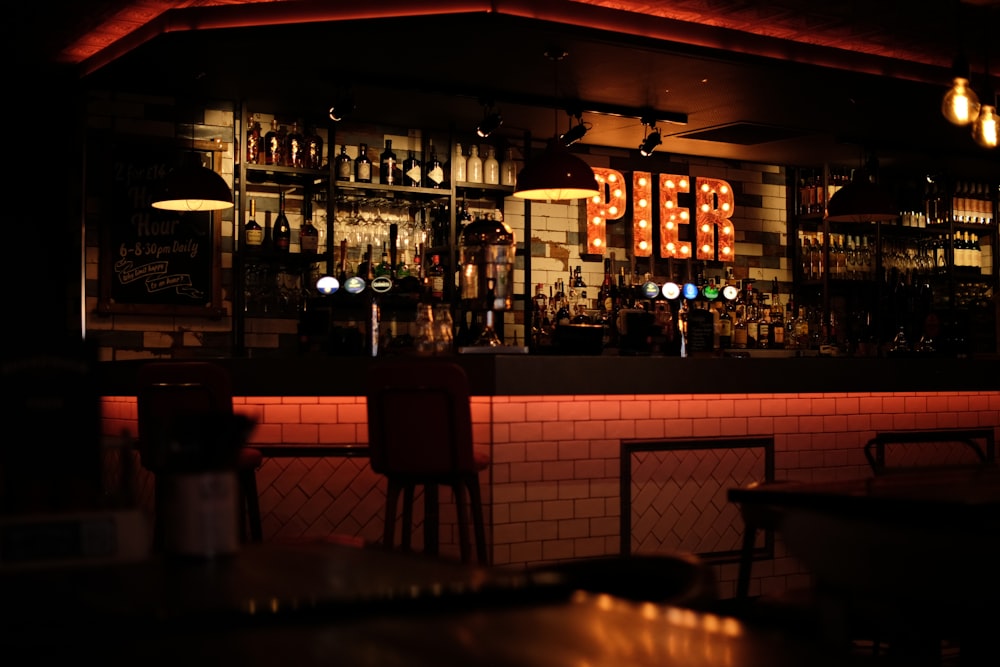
<box><xmin>49</xmin><ymin>0</ymin><xmax>999</xmax><ymax>74</ymax></box>
<box><xmin>32</xmin><ymin>0</ymin><xmax>1000</xmax><ymax>172</ymax></box>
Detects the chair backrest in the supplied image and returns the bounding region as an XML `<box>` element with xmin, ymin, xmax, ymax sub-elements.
<box><xmin>136</xmin><ymin>361</ymin><xmax>236</xmax><ymax>472</ymax></box>
<box><xmin>365</xmin><ymin>360</ymin><xmax>475</xmax><ymax>478</ymax></box>
<box><xmin>864</xmin><ymin>428</ymin><xmax>996</xmax><ymax>476</ymax></box>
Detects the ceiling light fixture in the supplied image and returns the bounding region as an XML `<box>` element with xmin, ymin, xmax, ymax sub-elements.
<box><xmin>970</xmin><ymin>50</ymin><xmax>997</xmax><ymax>149</ymax></box>
<box><xmin>942</xmin><ymin>55</ymin><xmax>981</xmax><ymax>126</ymax></box>
<box><xmin>559</xmin><ymin>111</ymin><xmax>590</xmax><ymax>146</ymax></box>
<box><xmin>151</xmin><ymin>126</ymin><xmax>233</xmax><ymax>211</ymax></box>
<box><xmin>476</xmin><ymin>101</ymin><xmax>503</xmax><ymax>138</ymax></box>
<box><xmin>638</xmin><ymin>118</ymin><xmax>662</xmax><ymax>157</ymax></box>
<box><xmin>514</xmin><ymin>50</ymin><xmax>598</xmax><ymax>202</ymax></box>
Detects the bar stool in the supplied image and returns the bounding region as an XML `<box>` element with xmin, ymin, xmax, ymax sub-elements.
<box><xmin>365</xmin><ymin>359</ymin><xmax>489</xmax><ymax>565</ymax></box>
<box><xmin>136</xmin><ymin>360</ymin><xmax>263</xmax><ymax>545</ymax></box>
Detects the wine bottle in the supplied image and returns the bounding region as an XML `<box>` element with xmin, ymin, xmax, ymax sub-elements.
<box><xmin>299</xmin><ymin>199</ymin><xmax>318</xmax><ymax>255</ymax></box>
<box><xmin>335</xmin><ymin>145</ymin><xmax>353</xmax><ymax>181</ymax></box>
<box><xmin>273</xmin><ymin>192</ymin><xmax>291</xmax><ymax>253</ymax></box>
<box><xmin>402</xmin><ymin>150</ymin><xmax>422</xmax><ymax>187</ymax></box>
<box><xmin>246</xmin><ymin>113</ymin><xmax>262</xmax><ymax>164</ymax></box>
<box><xmin>285</xmin><ymin>121</ymin><xmax>305</xmax><ymax>168</ymax></box>
<box><xmin>428</xmin><ymin>254</ymin><xmax>446</xmax><ymax>302</ymax></box>
<box><xmin>425</xmin><ymin>140</ymin><xmax>444</xmax><ymax>188</ymax></box>
<box><xmin>379</xmin><ymin>139</ymin><xmax>399</xmax><ymax>185</ymax></box>
<box><xmin>466</xmin><ymin>144</ymin><xmax>483</xmax><ymax>183</ymax></box>
<box><xmin>244</xmin><ymin>198</ymin><xmax>263</xmax><ymax>250</ymax></box>
<box><xmin>355</xmin><ymin>143</ymin><xmax>372</xmax><ymax>183</ymax></box>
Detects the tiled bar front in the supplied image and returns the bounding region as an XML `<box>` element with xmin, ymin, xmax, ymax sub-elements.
<box><xmin>99</xmin><ymin>357</ymin><xmax>1000</xmax><ymax>600</ymax></box>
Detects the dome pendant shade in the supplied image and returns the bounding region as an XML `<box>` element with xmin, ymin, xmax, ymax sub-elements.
<box><xmin>152</xmin><ymin>158</ymin><xmax>234</xmax><ymax>211</ymax></box>
<box><xmin>513</xmin><ymin>140</ymin><xmax>599</xmax><ymax>201</ymax></box>
<box><xmin>826</xmin><ymin>179</ymin><xmax>897</xmax><ymax>222</ymax></box>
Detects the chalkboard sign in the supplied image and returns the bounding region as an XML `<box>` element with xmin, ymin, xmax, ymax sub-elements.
<box><xmin>98</xmin><ymin>138</ymin><xmax>224</xmax><ymax>317</ymax></box>
<box><xmin>685</xmin><ymin>306</ymin><xmax>715</xmax><ymax>354</ymax></box>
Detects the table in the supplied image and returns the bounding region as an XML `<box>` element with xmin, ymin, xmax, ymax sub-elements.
<box><xmin>1</xmin><ymin>540</ymin><xmax>872</xmax><ymax>666</ymax></box>
<box><xmin>728</xmin><ymin>467</ymin><xmax>1000</xmax><ymax>664</ymax></box>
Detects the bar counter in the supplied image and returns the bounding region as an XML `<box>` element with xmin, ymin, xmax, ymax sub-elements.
<box><xmin>97</xmin><ymin>353</ymin><xmax>1000</xmax><ymax>595</ymax></box>
<box><xmin>97</xmin><ymin>353</ymin><xmax>1000</xmax><ymax>396</ymax></box>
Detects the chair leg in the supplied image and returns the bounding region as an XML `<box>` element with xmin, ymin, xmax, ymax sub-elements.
<box><xmin>467</xmin><ymin>476</ymin><xmax>488</xmax><ymax>565</ymax></box>
<box><xmin>423</xmin><ymin>485</ymin><xmax>440</xmax><ymax>557</ymax></box>
<box><xmin>737</xmin><ymin>516</ymin><xmax>758</xmax><ymax>600</ymax></box>
<box><xmin>452</xmin><ymin>483</ymin><xmax>471</xmax><ymax>564</ymax></box>
<box><xmin>384</xmin><ymin>480</ymin><xmax>402</xmax><ymax>550</ymax></box>
<box><xmin>401</xmin><ymin>484</ymin><xmax>414</xmax><ymax>551</ymax></box>
<box><xmin>239</xmin><ymin>468</ymin><xmax>263</xmax><ymax>543</ymax></box>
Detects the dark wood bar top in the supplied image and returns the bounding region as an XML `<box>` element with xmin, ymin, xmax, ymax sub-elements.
<box><xmin>96</xmin><ymin>354</ymin><xmax>1000</xmax><ymax>396</ymax></box>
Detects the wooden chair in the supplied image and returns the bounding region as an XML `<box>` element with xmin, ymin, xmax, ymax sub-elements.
<box><xmin>864</xmin><ymin>428</ymin><xmax>996</xmax><ymax>476</ymax></box>
<box><xmin>365</xmin><ymin>359</ymin><xmax>489</xmax><ymax>565</ymax></box>
<box><xmin>136</xmin><ymin>361</ymin><xmax>263</xmax><ymax>545</ymax></box>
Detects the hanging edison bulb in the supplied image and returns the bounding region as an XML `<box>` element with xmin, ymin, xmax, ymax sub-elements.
<box><xmin>970</xmin><ymin>102</ymin><xmax>998</xmax><ymax>148</ymax></box>
<box><xmin>942</xmin><ymin>76</ymin><xmax>981</xmax><ymax>126</ymax></box>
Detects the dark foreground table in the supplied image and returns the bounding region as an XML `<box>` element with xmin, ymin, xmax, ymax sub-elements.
<box><xmin>3</xmin><ymin>540</ymin><xmax>876</xmax><ymax>666</ymax></box>
<box><xmin>729</xmin><ymin>466</ymin><xmax>1000</xmax><ymax>664</ymax></box>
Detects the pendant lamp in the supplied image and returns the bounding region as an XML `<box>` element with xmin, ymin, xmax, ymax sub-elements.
<box><xmin>152</xmin><ymin>151</ymin><xmax>234</xmax><ymax>211</ymax></box>
<box><xmin>826</xmin><ymin>177</ymin><xmax>896</xmax><ymax>222</ymax></box>
<box><xmin>513</xmin><ymin>138</ymin><xmax>599</xmax><ymax>201</ymax></box>
<box><xmin>513</xmin><ymin>49</ymin><xmax>599</xmax><ymax>202</ymax></box>
<box><xmin>826</xmin><ymin>154</ymin><xmax>896</xmax><ymax>222</ymax></box>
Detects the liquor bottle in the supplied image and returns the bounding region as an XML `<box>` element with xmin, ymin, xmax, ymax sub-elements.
<box><xmin>244</xmin><ymin>198</ymin><xmax>263</xmax><ymax>250</ymax></box>
<box><xmin>483</xmin><ymin>146</ymin><xmax>499</xmax><ymax>185</ymax></box>
<box><xmin>335</xmin><ymin>145</ymin><xmax>353</xmax><ymax>181</ymax></box>
<box><xmin>770</xmin><ymin>300</ymin><xmax>785</xmax><ymax>349</ymax></box>
<box><xmin>355</xmin><ymin>143</ymin><xmax>372</xmax><ymax>183</ymax></box>
<box><xmin>745</xmin><ymin>297</ymin><xmax>759</xmax><ymax>349</ymax></box>
<box><xmin>246</xmin><ymin>113</ymin><xmax>262</xmax><ymax>164</ymax></box>
<box><xmin>428</xmin><ymin>254</ymin><xmax>445</xmax><ymax>302</ymax></box>
<box><xmin>379</xmin><ymin>139</ymin><xmax>399</xmax><ymax>185</ymax></box>
<box><xmin>718</xmin><ymin>301</ymin><xmax>733</xmax><ymax>349</ymax></box>
<box><xmin>500</xmin><ymin>147</ymin><xmax>517</xmax><ymax>187</ymax></box>
<box><xmin>731</xmin><ymin>304</ymin><xmax>748</xmax><ymax>349</ymax></box>
<box><xmin>402</xmin><ymin>150</ymin><xmax>422</xmax><ymax>187</ymax></box>
<box><xmin>452</xmin><ymin>142</ymin><xmax>467</xmax><ymax>183</ymax></box>
<box><xmin>374</xmin><ymin>246</ymin><xmax>392</xmax><ymax>277</ymax></box>
<box><xmin>273</xmin><ymin>192</ymin><xmax>291</xmax><ymax>253</ymax></box>
<box><xmin>757</xmin><ymin>299</ymin><xmax>770</xmax><ymax>349</ymax></box>
<box><xmin>425</xmin><ymin>140</ymin><xmax>445</xmax><ymax>188</ymax></box>
<box><xmin>264</xmin><ymin>119</ymin><xmax>285</xmax><ymax>166</ymax></box>
<box><xmin>793</xmin><ymin>306</ymin><xmax>810</xmax><ymax>349</ymax></box>
<box><xmin>299</xmin><ymin>199</ymin><xmax>318</xmax><ymax>255</ymax></box>
<box><xmin>466</xmin><ymin>144</ymin><xmax>483</xmax><ymax>183</ymax></box>
<box><xmin>305</xmin><ymin>125</ymin><xmax>324</xmax><ymax>170</ymax></box>
<box><xmin>597</xmin><ymin>259</ymin><xmax>617</xmax><ymax>347</ymax></box>
<box><xmin>285</xmin><ymin>121</ymin><xmax>305</xmax><ymax>168</ymax></box>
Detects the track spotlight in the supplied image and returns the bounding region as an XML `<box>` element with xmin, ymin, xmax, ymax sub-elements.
<box><xmin>477</xmin><ymin>102</ymin><xmax>503</xmax><ymax>138</ymax></box>
<box><xmin>638</xmin><ymin>119</ymin><xmax>662</xmax><ymax>157</ymax></box>
<box><xmin>559</xmin><ymin>112</ymin><xmax>590</xmax><ymax>146</ymax></box>
<box><xmin>328</xmin><ymin>93</ymin><xmax>355</xmax><ymax>122</ymax></box>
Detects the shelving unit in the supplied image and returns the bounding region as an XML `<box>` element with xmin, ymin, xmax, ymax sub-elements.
<box><xmin>232</xmin><ymin>104</ymin><xmax>520</xmax><ymax>356</ymax></box>
<box><xmin>789</xmin><ymin>165</ymin><xmax>999</xmax><ymax>356</ymax></box>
